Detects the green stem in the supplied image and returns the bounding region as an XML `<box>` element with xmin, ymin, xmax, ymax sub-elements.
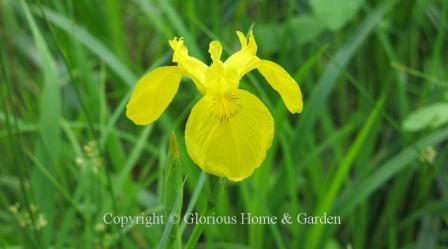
<box><xmin>184</xmin><ymin>176</ymin><xmax>225</xmax><ymax>249</ymax></box>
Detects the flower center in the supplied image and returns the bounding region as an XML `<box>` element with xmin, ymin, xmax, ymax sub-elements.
<box><xmin>210</xmin><ymin>93</ymin><xmax>241</xmax><ymax>122</ymax></box>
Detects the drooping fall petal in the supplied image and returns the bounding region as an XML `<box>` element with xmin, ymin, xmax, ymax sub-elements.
<box><xmin>255</xmin><ymin>60</ymin><xmax>303</xmax><ymax>113</ymax></box>
<box><xmin>126</xmin><ymin>66</ymin><xmax>182</xmax><ymax>125</ymax></box>
<box><xmin>185</xmin><ymin>89</ymin><xmax>274</xmax><ymax>181</ymax></box>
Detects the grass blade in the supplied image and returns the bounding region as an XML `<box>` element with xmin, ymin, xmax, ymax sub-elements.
<box><xmin>292</xmin><ymin>0</ymin><xmax>397</xmax><ymax>149</ymax></box>
<box><xmin>334</xmin><ymin>128</ymin><xmax>448</xmax><ymax>216</ymax></box>
<box><xmin>305</xmin><ymin>95</ymin><xmax>386</xmax><ymax>249</ymax></box>
<box><xmin>37</xmin><ymin>6</ymin><xmax>137</xmax><ymax>85</ymax></box>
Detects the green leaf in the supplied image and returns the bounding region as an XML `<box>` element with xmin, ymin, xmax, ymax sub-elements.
<box><xmin>21</xmin><ymin>0</ymin><xmax>61</xmax><ymax>241</ymax></box>
<box><xmin>324</xmin><ymin>240</ymin><xmax>342</xmax><ymax>249</ymax></box>
<box><xmin>156</xmin><ymin>0</ymin><xmax>203</xmax><ymax>59</ymax></box>
<box><xmin>115</xmin><ymin>125</ymin><xmax>154</xmax><ymax>191</ymax></box>
<box><xmin>163</xmin><ymin>133</ymin><xmax>183</xmax><ymax>216</ymax></box>
<box><xmin>161</xmin><ymin>133</ymin><xmax>183</xmax><ymax>249</ymax></box>
<box><xmin>334</xmin><ymin>128</ymin><xmax>448</xmax><ymax>217</ymax></box>
<box><xmin>415</xmin><ymin>216</ymin><xmax>440</xmax><ymax>249</ymax></box>
<box><xmin>310</xmin><ymin>0</ymin><xmax>365</xmax><ymax>31</ymax></box>
<box><xmin>38</xmin><ymin>7</ymin><xmax>137</xmax><ymax>85</ymax></box>
<box><xmin>402</xmin><ymin>103</ymin><xmax>448</xmax><ymax>132</ymax></box>
<box><xmin>305</xmin><ymin>95</ymin><xmax>386</xmax><ymax>249</ymax></box>
<box><xmin>254</xmin><ymin>23</ymin><xmax>284</xmax><ymax>54</ymax></box>
<box><xmin>289</xmin><ymin>15</ymin><xmax>325</xmax><ymax>45</ymax></box>
<box><xmin>294</xmin><ymin>44</ymin><xmax>329</xmax><ymax>82</ymax></box>
<box><xmin>292</xmin><ymin>0</ymin><xmax>397</xmax><ymax>153</ymax></box>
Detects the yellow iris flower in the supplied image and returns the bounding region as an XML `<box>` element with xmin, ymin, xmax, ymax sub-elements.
<box><xmin>126</xmin><ymin>31</ymin><xmax>303</xmax><ymax>181</ymax></box>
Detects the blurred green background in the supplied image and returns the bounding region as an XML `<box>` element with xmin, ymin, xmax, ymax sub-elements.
<box><xmin>1</xmin><ymin>0</ymin><xmax>448</xmax><ymax>248</ymax></box>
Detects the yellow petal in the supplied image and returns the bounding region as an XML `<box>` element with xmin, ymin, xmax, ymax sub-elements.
<box><xmin>236</xmin><ymin>31</ymin><xmax>247</xmax><ymax>48</ymax></box>
<box><xmin>256</xmin><ymin>60</ymin><xmax>303</xmax><ymax>113</ymax></box>
<box><xmin>208</xmin><ymin>40</ymin><xmax>222</xmax><ymax>64</ymax></box>
<box><xmin>185</xmin><ymin>89</ymin><xmax>274</xmax><ymax>181</ymax></box>
<box><xmin>169</xmin><ymin>37</ymin><xmax>207</xmax><ymax>93</ymax></box>
<box><xmin>126</xmin><ymin>66</ymin><xmax>182</xmax><ymax>125</ymax></box>
<box><xmin>224</xmin><ymin>31</ymin><xmax>258</xmax><ymax>81</ymax></box>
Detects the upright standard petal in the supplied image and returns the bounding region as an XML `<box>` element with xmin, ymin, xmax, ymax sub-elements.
<box><xmin>185</xmin><ymin>89</ymin><xmax>274</xmax><ymax>181</ymax></box>
<box><xmin>224</xmin><ymin>31</ymin><xmax>258</xmax><ymax>83</ymax></box>
<box><xmin>208</xmin><ymin>40</ymin><xmax>223</xmax><ymax>64</ymax></box>
<box><xmin>256</xmin><ymin>60</ymin><xmax>303</xmax><ymax>113</ymax></box>
<box><xmin>126</xmin><ymin>66</ymin><xmax>182</xmax><ymax>125</ymax></box>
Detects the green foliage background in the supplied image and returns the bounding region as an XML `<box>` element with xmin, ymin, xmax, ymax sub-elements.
<box><xmin>1</xmin><ymin>0</ymin><xmax>447</xmax><ymax>248</ymax></box>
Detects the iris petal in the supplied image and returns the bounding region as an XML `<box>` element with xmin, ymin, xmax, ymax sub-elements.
<box><xmin>208</xmin><ymin>40</ymin><xmax>223</xmax><ymax>64</ymax></box>
<box><xmin>256</xmin><ymin>60</ymin><xmax>303</xmax><ymax>113</ymax></box>
<box><xmin>185</xmin><ymin>89</ymin><xmax>274</xmax><ymax>181</ymax></box>
<box><xmin>169</xmin><ymin>37</ymin><xmax>207</xmax><ymax>94</ymax></box>
<box><xmin>126</xmin><ymin>66</ymin><xmax>182</xmax><ymax>125</ymax></box>
<box><xmin>224</xmin><ymin>31</ymin><xmax>258</xmax><ymax>82</ymax></box>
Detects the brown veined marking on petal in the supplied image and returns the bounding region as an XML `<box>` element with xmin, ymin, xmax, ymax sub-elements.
<box><xmin>209</xmin><ymin>93</ymin><xmax>242</xmax><ymax>123</ymax></box>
